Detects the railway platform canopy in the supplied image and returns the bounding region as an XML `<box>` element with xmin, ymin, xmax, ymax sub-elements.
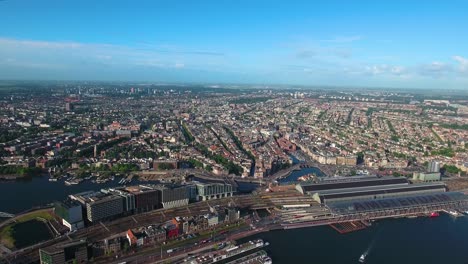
<box><xmin>327</xmin><ymin>191</ymin><xmax>468</xmax><ymax>215</ymax></box>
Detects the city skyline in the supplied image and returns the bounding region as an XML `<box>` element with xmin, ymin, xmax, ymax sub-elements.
<box><xmin>0</xmin><ymin>0</ymin><xmax>468</xmax><ymax>90</ymax></box>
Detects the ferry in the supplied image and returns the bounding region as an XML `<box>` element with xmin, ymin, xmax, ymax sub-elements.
<box><xmin>359</xmin><ymin>253</ymin><xmax>367</xmax><ymax>263</ymax></box>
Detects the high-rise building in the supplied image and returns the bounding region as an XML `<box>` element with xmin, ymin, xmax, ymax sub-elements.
<box><xmin>69</xmin><ymin>191</ymin><xmax>124</xmax><ymax>223</ymax></box>
<box><xmin>65</xmin><ymin>102</ymin><xmax>73</xmax><ymax>112</ymax></box>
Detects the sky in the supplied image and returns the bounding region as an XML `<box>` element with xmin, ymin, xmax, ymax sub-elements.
<box><xmin>0</xmin><ymin>0</ymin><xmax>467</xmax><ymax>89</ymax></box>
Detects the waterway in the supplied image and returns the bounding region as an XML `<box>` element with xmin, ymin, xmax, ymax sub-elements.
<box><xmin>278</xmin><ymin>167</ymin><xmax>326</xmax><ymax>184</ymax></box>
<box><xmin>277</xmin><ymin>153</ymin><xmax>326</xmax><ymax>184</ymax></box>
<box><xmin>0</xmin><ymin>175</ymin><xmax>154</xmax><ymax>214</ymax></box>
<box><xmin>239</xmin><ymin>214</ymin><xmax>468</xmax><ymax>264</ymax></box>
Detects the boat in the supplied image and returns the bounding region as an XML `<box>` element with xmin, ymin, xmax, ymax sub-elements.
<box><xmin>262</xmin><ymin>256</ymin><xmax>272</xmax><ymax>264</ymax></box>
<box><xmin>429</xmin><ymin>212</ymin><xmax>439</xmax><ymax>218</ymax></box>
<box><xmin>359</xmin><ymin>253</ymin><xmax>367</xmax><ymax>263</ymax></box>
<box><xmin>48</xmin><ymin>177</ymin><xmax>58</xmax><ymax>182</ymax></box>
<box><xmin>447</xmin><ymin>210</ymin><xmax>461</xmax><ymax>217</ymax></box>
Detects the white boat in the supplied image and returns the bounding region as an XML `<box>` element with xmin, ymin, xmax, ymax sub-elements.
<box><xmin>262</xmin><ymin>256</ymin><xmax>272</xmax><ymax>264</ymax></box>
<box><xmin>448</xmin><ymin>210</ymin><xmax>461</xmax><ymax>217</ymax></box>
<box><xmin>359</xmin><ymin>253</ymin><xmax>367</xmax><ymax>263</ymax></box>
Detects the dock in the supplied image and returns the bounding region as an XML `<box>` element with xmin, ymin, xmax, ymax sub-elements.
<box><xmin>329</xmin><ymin>221</ymin><xmax>369</xmax><ymax>234</ymax></box>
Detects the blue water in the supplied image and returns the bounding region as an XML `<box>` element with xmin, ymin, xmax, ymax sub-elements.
<box><xmin>0</xmin><ymin>175</ymin><xmax>156</xmax><ymax>214</ymax></box>
<box><xmin>278</xmin><ymin>167</ymin><xmax>326</xmax><ymax>184</ymax></box>
<box><xmin>239</xmin><ymin>214</ymin><xmax>468</xmax><ymax>264</ymax></box>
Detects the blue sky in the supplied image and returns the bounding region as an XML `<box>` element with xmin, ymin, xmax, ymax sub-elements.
<box><xmin>0</xmin><ymin>0</ymin><xmax>467</xmax><ymax>89</ymax></box>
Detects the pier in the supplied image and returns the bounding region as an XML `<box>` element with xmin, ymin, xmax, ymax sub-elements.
<box><xmin>330</xmin><ymin>221</ymin><xmax>369</xmax><ymax>234</ymax></box>
<box><xmin>0</xmin><ymin>212</ymin><xmax>15</xmax><ymax>218</ymax></box>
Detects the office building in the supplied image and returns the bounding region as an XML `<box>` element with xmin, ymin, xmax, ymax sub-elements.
<box><xmin>39</xmin><ymin>240</ymin><xmax>88</xmax><ymax>264</ymax></box>
<box><xmin>54</xmin><ymin>199</ymin><xmax>84</xmax><ymax>231</ymax></box>
<box><xmin>195</xmin><ymin>182</ymin><xmax>235</xmax><ymax>201</ymax></box>
<box><xmin>427</xmin><ymin>161</ymin><xmax>440</xmax><ymax>173</ymax></box>
<box><xmin>70</xmin><ymin>191</ymin><xmax>124</xmax><ymax>223</ymax></box>
<box><xmin>126</xmin><ymin>186</ymin><xmax>161</xmax><ymax>213</ymax></box>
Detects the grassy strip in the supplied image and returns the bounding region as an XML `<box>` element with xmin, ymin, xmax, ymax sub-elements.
<box><xmin>0</xmin><ymin>225</ymin><xmax>14</xmax><ymax>248</ymax></box>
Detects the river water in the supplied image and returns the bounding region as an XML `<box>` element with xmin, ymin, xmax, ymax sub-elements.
<box><xmin>0</xmin><ymin>176</ymin><xmax>132</xmax><ymax>214</ymax></box>
<box><xmin>239</xmin><ymin>214</ymin><xmax>468</xmax><ymax>264</ymax></box>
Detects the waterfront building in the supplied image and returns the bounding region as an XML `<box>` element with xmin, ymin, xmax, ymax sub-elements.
<box><xmin>102</xmin><ymin>188</ymin><xmax>136</xmax><ymax>213</ymax></box>
<box><xmin>328</xmin><ymin>191</ymin><xmax>468</xmax><ymax>215</ymax></box>
<box><xmin>296</xmin><ymin>176</ymin><xmax>409</xmax><ymax>195</ymax></box>
<box><xmin>70</xmin><ymin>191</ymin><xmax>124</xmax><ymax>223</ymax></box>
<box><xmin>296</xmin><ymin>176</ymin><xmax>447</xmax><ymax>204</ymax></box>
<box><xmin>126</xmin><ymin>186</ymin><xmax>161</xmax><ymax>213</ymax></box>
<box><xmin>54</xmin><ymin>199</ymin><xmax>84</xmax><ymax>231</ymax></box>
<box><xmin>313</xmin><ymin>182</ymin><xmax>447</xmax><ymax>204</ymax></box>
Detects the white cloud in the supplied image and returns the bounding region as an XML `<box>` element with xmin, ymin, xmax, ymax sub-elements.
<box><xmin>417</xmin><ymin>61</ymin><xmax>453</xmax><ymax>77</ymax></box>
<box><xmin>0</xmin><ymin>37</ymin><xmax>225</xmax><ymax>72</ymax></box>
<box><xmin>364</xmin><ymin>64</ymin><xmax>407</xmax><ymax>76</ymax></box>
<box><xmin>0</xmin><ymin>38</ymin><xmax>85</xmax><ymax>49</ymax></box>
<box><xmin>453</xmin><ymin>55</ymin><xmax>468</xmax><ymax>72</ymax></box>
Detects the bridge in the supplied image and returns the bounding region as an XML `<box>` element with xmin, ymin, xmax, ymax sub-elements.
<box><xmin>0</xmin><ymin>212</ymin><xmax>15</xmax><ymax>218</ymax></box>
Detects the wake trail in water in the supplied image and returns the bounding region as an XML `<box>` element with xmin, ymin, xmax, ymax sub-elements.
<box><xmin>364</xmin><ymin>225</ymin><xmax>383</xmax><ymax>255</ymax></box>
